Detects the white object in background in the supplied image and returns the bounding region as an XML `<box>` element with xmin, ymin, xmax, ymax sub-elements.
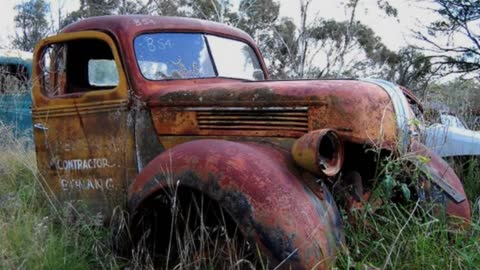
<box><xmin>425</xmin><ymin>115</ymin><xmax>480</xmax><ymax>157</ymax></box>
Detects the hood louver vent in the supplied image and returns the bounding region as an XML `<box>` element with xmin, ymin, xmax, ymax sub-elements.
<box><xmin>190</xmin><ymin>107</ymin><xmax>309</xmax><ymax>133</ymax></box>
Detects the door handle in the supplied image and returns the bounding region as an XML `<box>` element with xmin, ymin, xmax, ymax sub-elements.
<box><xmin>34</xmin><ymin>123</ymin><xmax>48</xmax><ymax>131</ymax></box>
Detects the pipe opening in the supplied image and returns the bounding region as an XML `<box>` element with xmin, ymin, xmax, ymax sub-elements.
<box><xmin>319</xmin><ymin>132</ymin><xmax>337</xmax><ymax>163</ymax></box>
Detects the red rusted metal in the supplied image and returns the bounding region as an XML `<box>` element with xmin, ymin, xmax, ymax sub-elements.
<box><xmin>399</xmin><ymin>85</ymin><xmax>424</xmax><ymax>113</ymax></box>
<box><xmin>57</xmin><ymin>16</ymin><xmax>400</xmax><ymax>149</ymax></box>
<box><xmin>292</xmin><ymin>129</ymin><xmax>344</xmax><ymax>176</ymax></box>
<box><xmin>58</xmin><ymin>16</ymin><xmax>398</xmax><ymax>150</ymax></box>
<box><xmin>149</xmin><ymin>80</ymin><xmax>399</xmax><ymax>149</ymax></box>
<box><xmin>129</xmin><ymin>139</ymin><xmax>345</xmax><ymax>269</ymax></box>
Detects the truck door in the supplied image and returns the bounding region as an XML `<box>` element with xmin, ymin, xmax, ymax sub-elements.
<box><xmin>32</xmin><ymin>31</ymin><xmax>135</xmax><ymax>219</ymax></box>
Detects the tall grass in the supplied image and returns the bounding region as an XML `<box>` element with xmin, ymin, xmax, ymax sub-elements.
<box><xmin>0</xmin><ymin>124</ymin><xmax>123</xmax><ymax>269</ymax></box>
<box><xmin>335</xmin><ymin>154</ymin><xmax>480</xmax><ymax>270</ymax></box>
<box><xmin>1</xmin><ymin>109</ymin><xmax>479</xmax><ymax>269</ymax></box>
<box><xmin>0</xmin><ymin>124</ymin><xmax>257</xmax><ymax>269</ymax></box>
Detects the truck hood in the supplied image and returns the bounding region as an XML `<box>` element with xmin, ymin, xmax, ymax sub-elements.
<box><xmin>147</xmin><ymin>79</ymin><xmax>391</xmax><ymax>106</ymax></box>
<box><xmin>145</xmin><ymin>79</ymin><xmax>412</xmax><ymax>151</ymax></box>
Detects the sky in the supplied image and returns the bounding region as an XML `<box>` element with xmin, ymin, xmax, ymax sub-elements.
<box><xmin>0</xmin><ymin>0</ymin><xmax>438</xmax><ymax>50</ymax></box>
<box><xmin>278</xmin><ymin>0</ymin><xmax>439</xmax><ymax>50</ymax></box>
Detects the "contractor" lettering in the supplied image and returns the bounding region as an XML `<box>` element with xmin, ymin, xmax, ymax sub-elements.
<box><xmin>56</xmin><ymin>158</ymin><xmax>114</xmax><ymax>170</ymax></box>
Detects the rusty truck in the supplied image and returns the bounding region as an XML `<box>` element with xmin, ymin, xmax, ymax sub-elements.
<box><xmin>30</xmin><ymin>15</ymin><xmax>471</xmax><ymax>269</ymax></box>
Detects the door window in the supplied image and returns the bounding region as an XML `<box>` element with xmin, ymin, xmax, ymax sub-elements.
<box><xmin>40</xmin><ymin>38</ymin><xmax>119</xmax><ymax>97</ymax></box>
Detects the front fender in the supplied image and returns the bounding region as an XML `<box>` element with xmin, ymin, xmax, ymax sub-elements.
<box><xmin>410</xmin><ymin>141</ymin><xmax>471</xmax><ymax>223</ymax></box>
<box><xmin>129</xmin><ymin>139</ymin><xmax>344</xmax><ymax>269</ymax></box>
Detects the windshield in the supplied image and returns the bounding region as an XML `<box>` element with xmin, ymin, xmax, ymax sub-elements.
<box><xmin>134</xmin><ymin>33</ymin><xmax>264</xmax><ymax>81</ymax></box>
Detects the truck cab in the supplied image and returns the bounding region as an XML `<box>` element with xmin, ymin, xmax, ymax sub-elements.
<box><xmin>31</xmin><ymin>15</ymin><xmax>470</xmax><ymax>269</ymax></box>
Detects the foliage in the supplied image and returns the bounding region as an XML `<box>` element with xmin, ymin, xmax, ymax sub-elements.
<box><xmin>61</xmin><ymin>0</ymin><xmax>120</xmax><ymax>27</ymax></box>
<box><xmin>51</xmin><ymin>0</ymin><xmax>436</xmax><ymax>92</ymax></box>
<box><xmin>12</xmin><ymin>0</ymin><xmax>50</xmax><ymax>52</ymax></box>
<box><xmin>187</xmin><ymin>0</ymin><xmax>233</xmax><ymax>23</ymax></box>
<box><xmin>2</xmin><ymin>122</ymin><xmax>479</xmax><ymax>269</ymax></box>
<box><xmin>417</xmin><ymin>0</ymin><xmax>480</xmax><ymax>77</ymax></box>
<box><xmin>237</xmin><ymin>0</ymin><xmax>279</xmax><ymax>36</ymax></box>
<box><xmin>232</xmin><ymin>0</ymin><xmax>434</xmax><ymax>91</ymax></box>
<box><xmin>337</xmin><ymin>201</ymin><xmax>480</xmax><ymax>269</ymax></box>
<box><xmin>425</xmin><ymin>78</ymin><xmax>480</xmax><ymax>123</ymax></box>
<box><xmin>336</xmin><ymin>148</ymin><xmax>480</xmax><ymax>269</ymax></box>
<box><xmin>0</xmin><ymin>125</ymin><xmax>119</xmax><ymax>269</ymax></box>
<box><xmin>384</xmin><ymin>46</ymin><xmax>434</xmax><ymax>93</ymax></box>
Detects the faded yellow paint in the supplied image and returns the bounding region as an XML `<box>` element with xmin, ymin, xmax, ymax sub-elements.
<box><xmin>32</xmin><ymin>31</ymin><xmax>135</xmax><ymax>219</ymax></box>
<box><xmin>32</xmin><ymin>31</ymin><xmax>128</xmax><ymax>107</ymax></box>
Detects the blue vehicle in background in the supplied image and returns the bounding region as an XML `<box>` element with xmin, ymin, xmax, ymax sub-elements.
<box><xmin>0</xmin><ymin>49</ymin><xmax>33</xmax><ymax>139</ymax></box>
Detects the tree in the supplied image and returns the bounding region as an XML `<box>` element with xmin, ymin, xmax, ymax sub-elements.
<box><xmin>237</xmin><ymin>0</ymin><xmax>279</xmax><ymax>35</ymax></box>
<box><xmin>426</xmin><ymin>78</ymin><xmax>480</xmax><ymax>122</ymax></box>
<box><xmin>188</xmin><ymin>0</ymin><xmax>235</xmax><ymax>23</ymax></box>
<box><xmin>417</xmin><ymin>0</ymin><xmax>480</xmax><ymax>77</ymax></box>
<box><xmin>12</xmin><ymin>0</ymin><xmax>50</xmax><ymax>52</ymax></box>
<box><xmin>382</xmin><ymin>46</ymin><xmax>436</xmax><ymax>95</ymax></box>
<box><xmin>253</xmin><ymin>0</ymin><xmax>406</xmax><ymax>79</ymax></box>
<box><xmin>151</xmin><ymin>0</ymin><xmax>188</xmax><ymax>16</ymax></box>
<box><xmin>61</xmin><ymin>0</ymin><xmax>120</xmax><ymax>27</ymax></box>
<box><xmin>264</xmin><ymin>17</ymin><xmax>298</xmax><ymax>78</ymax></box>
<box><xmin>61</xmin><ymin>0</ymin><xmax>189</xmax><ymax>27</ymax></box>
<box><xmin>117</xmin><ymin>0</ymin><xmax>156</xmax><ymax>15</ymax></box>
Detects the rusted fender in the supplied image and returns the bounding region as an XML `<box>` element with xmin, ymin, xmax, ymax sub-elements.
<box><xmin>129</xmin><ymin>139</ymin><xmax>344</xmax><ymax>269</ymax></box>
<box><xmin>409</xmin><ymin>141</ymin><xmax>471</xmax><ymax>224</ymax></box>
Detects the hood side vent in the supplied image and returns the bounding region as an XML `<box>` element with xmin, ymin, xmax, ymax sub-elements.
<box><xmin>191</xmin><ymin>107</ymin><xmax>309</xmax><ymax>134</ymax></box>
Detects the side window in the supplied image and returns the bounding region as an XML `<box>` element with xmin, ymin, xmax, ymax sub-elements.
<box><xmin>40</xmin><ymin>38</ymin><xmax>119</xmax><ymax>97</ymax></box>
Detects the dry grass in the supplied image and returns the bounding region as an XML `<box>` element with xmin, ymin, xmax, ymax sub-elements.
<box><xmin>1</xmin><ymin>78</ymin><xmax>480</xmax><ymax>268</ymax></box>
<box><xmin>0</xmin><ymin>123</ymin><xmax>258</xmax><ymax>269</ymax></box>
<box><xmin>2</xmin><ymin>121</ymin><xmax>479</xmax><ymax>269</ymax></box>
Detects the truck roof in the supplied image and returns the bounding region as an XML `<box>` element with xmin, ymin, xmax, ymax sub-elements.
<box><xmin>59</xmin><ymin>15</ymin><xmax>270</xmax><ymax>87</ymax></box>
<box><xmin>61</xmin><ymin>15</ymin><xmax>255</xmax><ymax>45</ymax></box>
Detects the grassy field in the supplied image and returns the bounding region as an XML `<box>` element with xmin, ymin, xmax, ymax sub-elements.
<box><xmin>0</xmin><ymin>122</ymin><xmax>479</xmax><ymax>269</ymax></box>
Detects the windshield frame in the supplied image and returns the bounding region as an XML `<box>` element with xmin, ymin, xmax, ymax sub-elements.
<box><xmin>132</xmin><ymin>31</ymin><xmax>266</xmax><ymax>82</ymax></box>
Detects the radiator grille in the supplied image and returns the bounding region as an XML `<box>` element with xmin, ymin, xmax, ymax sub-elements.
<box><xmin>192</xmin><ymin>107</ymin><xmax>309</xmax><ymax>132</ymax></box>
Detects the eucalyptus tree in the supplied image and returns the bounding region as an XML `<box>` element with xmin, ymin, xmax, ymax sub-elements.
<box><xmin>12</xmin><ymin>0</ymin><xmax>50</xmax><ymax>51</ymax></box>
